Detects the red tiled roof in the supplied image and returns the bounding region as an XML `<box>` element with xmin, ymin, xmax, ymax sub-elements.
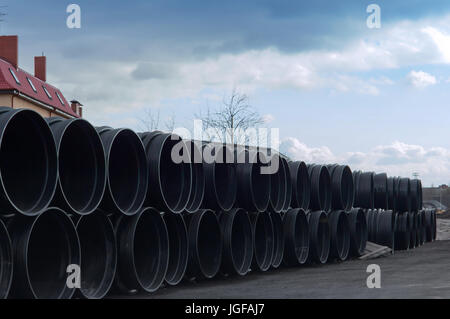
<box><xmin>0</xmin><ymin>58</ymin><xmax>78</xmax><ymax>117</ymax></box>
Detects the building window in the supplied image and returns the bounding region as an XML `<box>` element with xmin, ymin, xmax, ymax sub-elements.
<box><xmin>27</xmin><ymin>77</ymin><xmax>37</xmax><ymax>92</ymax></box>
<box><xmin>56</xmin><ymin>92</ymin><xmax>65</xmax><ymax>106</ymax></box>
<box><xmin>9</xmin><ymin>68</ymin><xmax>20</xmax><ymax>85</ymax></box>
<box><xmin>43</xmin><ymin>86</ymin><xmax>52</xmax><ymax>99</ymax></box>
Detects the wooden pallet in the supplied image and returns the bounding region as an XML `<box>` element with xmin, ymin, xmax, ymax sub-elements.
<box><xmin>358</xmin><ymin>241</ymin><xmax>392</xmax><ymax>260</ymax></box>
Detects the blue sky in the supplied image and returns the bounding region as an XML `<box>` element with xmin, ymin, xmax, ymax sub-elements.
<box><xmin>2</xmin><ymin>0</ymin><xmax>450</xmax><ymax>185</ymax></box>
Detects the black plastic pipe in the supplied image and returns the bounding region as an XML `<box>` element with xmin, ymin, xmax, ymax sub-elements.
<box><xmin>373</xmin><ymin>173</ymin><xmax>388</xmax><ymax>209</ymax></box>
<box><xmin>8</xmin><ymin>208</ymin><xmax>80</xmax><ymax>299</ymax></box>
<box><xmin>97</xmin><ymin>127</ymin><xmax>148</xmax><ymax>216</ymax></box>
<box><xmin>203</xmin><ymin>144</ymin><xmax>237</xmax><ymax>211</ymax></box>
<box><xmin>48</xmin><ymin>118</ymin><xmax>106</xmax><ymax>216</ymax></box>
<box><xmin>415</xmin><ymin>211</ymin><xmax>423</xmax><ymax>246</ymax></box>
<box><xmin>250</xmin><ymin>211</ymin><xmax>274</xmax><ymax>272</ymax></box>
<box><xmin>115</xmin><ymin>207</ymin><xmax>169</xmax><ymax>293</ymax></box>
<box><xmin>394</xmin><ymin>212</ymin><xmax>410</xmax><ymax>250</ymax></box>
<box><xmin>184</xmin><ymin>140</ymin><xmax>205</xmax><ymax>213</ymax></box>
<box><xmin>76</xmin><ymin>211</ymin><xmax>116</xmax><ymax>299</ymax></box>
<box><xmin>0</xmin><ymin>107</ymin><xmax>57</xmax><ymax>216</ymax></box>
<box><xmin>281</xmin><ymin>157</ymin><xmax>292</xmax><ymax>212</ymax></box>
<box><xmin>328</xmin><ymin>165</ymin><xmax>354</xmax><ymax>211</ymax></box>
<box><xmin>307</xmin><ymin>211</ymin><xmax>330</xmax><ymax>264</ymax></box>
<box><xmin>353</xmin><ymin>171</ymin><xmax>374</xmax><ymax>209</ymax></box>
<box><xmin>219</xmin><ymin>208</ymin><xmax>253</xmax><ymax>276</ymax></box>
<box><xmin>269</xmin><ymin>154</ymin><xmax>287</xmax><ymax>213</ymax></box>
<box><xmin>387</xmin><ymin>177</ymin><xmax>398</xmax><ymax>212</ymax></box>
<box><xmin>347</xmin><ymin>208</ymin><xmax>367</xmax><ymax>256</ymax></box>
<box><xmin>0</xmin><ymin>219</ymin><xmax>12</xmax><ymax>299</ymax></box>
<box><xmin>376</xmin><ymin>210</ymin><xmax>395</xmax><ymax>250</ymax></box>
<box><xmin>398</xmin><ymin>178</ymin><xmax>411</xmax><ymax>213</ymax></box>
<box><xmin>163</xmin><ymin>212</ymin><xmax>188</xmax><ymax>285</ymax></box>
<box><xmin>270</xmin><ymin>212</ymin><xmax>284</xmax><ymax>268</ymax></box>
<box><xmin>186</xmin><ymin>210</ymin><xmax>222</xmax><ymax>279</ymax></box>
<box><xmin>328</xmin><ymin>210</ymin><xmax>350</xmax><ymax>261</ymax></box>
<box><xmin>140</xmin><ymin>132</ymin><xmax>192</xmax><ymax>214</ymax></box>
<box><xmin>236</xmin><ymin>150</ymin><xmax>271</xmax><ymax>212</ymax></box>
<box><xmin>308</xmin><ymin>165</ymin><xmax>331</xmax><ymax>211</ymax></box>
<box><xmin>408</xmin><ymin>211</ymin><xmax>417</xmax><ymax>249</ymax></box>
<box><xmin>288</xmin><ymin>161</ymin><xmax>310</xmax><ymax>210</ymax></box>
<box><xmin>283</xmin><ymin>208</ymin><xmax>309</xmax><ymax>266</ymax></box>
<box><xmin>410</xmin><ymin>179</ymin><xmax>422</xmax><ymax>212</ymax></box>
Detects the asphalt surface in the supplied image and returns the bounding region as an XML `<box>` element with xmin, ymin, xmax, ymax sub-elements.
<box><xmin>122</xmin><ymin>238</ymin><xmax>450</xmax><ymax>299</ymax></box>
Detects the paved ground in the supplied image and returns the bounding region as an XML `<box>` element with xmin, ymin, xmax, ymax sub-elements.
<box><xmin>124</xmin><ymin>238</ymin><xmax>449</xmax><ymax>299</ymax></box>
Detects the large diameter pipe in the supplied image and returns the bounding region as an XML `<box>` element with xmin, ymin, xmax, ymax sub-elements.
<box><xmin>410</xmin><ymin>179</ymin><xmax>423</xmax><ymax>212</ymax></box>
<box><xmin>328</xmin><ymin>210</ymin><xmax>350</xmax><ymax>261</ymax></box>
<box><xmin>47</xmin><ymin>118</ymin><xmax>106</xmax><ymax>216</ymax></box>
<box><xmin>307</xmin><ymin>211</ymin><xmax>330</xmax><ymax>264</ymax></box>
<box><xmin>376</xmin><ymin>210</ymin><xmax>396</xmax><ymax>250</ymax></box>
<box><xmin>373</xmin><ymin>173</ymin><xmax>388</xmax><ymax>210</ymax></box>
<box><xmin>328</xmin><ymin>165</ymin><xmax>354</xmax><ymax>211</ymax></box>
<box><xmin>269</xmin><ymin>154</ymin><xmax>286</xmax><ymax>213</ymax></box>
<box><xmin>236</xmin><ymin>150</ymin><xmax>271</xmax><ymax>212</ymax></box>
<box><xmin>270</xmin><ymin>212</ymin><xmax>284</xmax><ymax>268</ymax></box>
<box><xmin>283</xmin><ymin>208</ymin><xmax>309</xmax><ymax>266</ymax></box>
<box><xmin>186</xmin><ymin>210</ymin><xmax>222</xmax><ymax>279</ymax></box>
<box><xmin>8</xmin><ymin>208</ymin><xmax>80</xmax><ymax>299</ymax></box>
<box><xmin>288</xmin><ymin>161</ymin><xmax>310</xmax><ymax>210</ymax></box>
<box><xmin>308</xmin><ymin>165</ymin><xmax>331</xmax><ymax>211</ymax></box>
<box><xmin>398</xmin><ymin>178</ymin><xmax>411</xmax><ymax>213</ymax></box>
<box><xmin>0</xmin><ymin>107</ymin><xmax>57</xmax><ymax>216</ymax></box>
<box><xmin>347</xmin><ymin>208</ymin><xmax>367</xmax><ymax>256</ymax></box>
<box><xmin>387</xmin><ymin>177</ymin><xmax>398</xmax><ymax>212</ymax></box>
<box><xmin>115</xmin><ymin>207</ymin><xmax>169</xmax><ymax>293</ymax></box>
<box><xmin>394</xmin><ymin>212</ymin><xmax>410</xmax><ymax>250</ymax></box>
<box><xmin>185</xmin><ymin>141</ymin><xmax>205</xmax><ymax>213</ymax></box>
<box><xmin>250</xmin><ymin>211</ymin><xmax>274</xmax><ymax>272</ymax></box>
<box><xmin>409</xmin><ymin>211</ymin><xmax>417</xmax><ymax>248</ymax></box>
<box><xmin>281</xmin><ymin>157</ymin><xmax>292</xmax><ymax>212</ymax></box>
<box><xmin>219</xmin><ymin>209</ymin><xmax>253</xmax><ymax>276</ymax></box>
<box><xmin>353</xmin><ymin>171</ymin><xmax>374</xmax><ymax>209</ymax></box>
<box><xmin>0</xmin><ymin>219</ymin><xmax>12</xmax><ymax>299</ymax></box>
<box><xmin>163</xmin><ymin>212</ymin><xmax>188</xmax><ymax>286</ymax></box>
<box><xmin>97</xmin><ymin>127</ymin><xmax>148</xmax><ymax>216</ymax></box>
<box><xmin>76</xmin><ymin>211</ymin><xmax>116</xmax><ymax>299</ymax></box>
<box><xmin>203</xmin><ymin>145</ymin><xmax>237</xmax><ymax>211</ymax></box>
<box><xmin>141</xmin><ymin>132</ymin><xmax>192</xmax><ymax>214</ymax></box>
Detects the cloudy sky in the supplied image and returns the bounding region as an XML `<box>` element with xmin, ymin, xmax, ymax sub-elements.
<box><xmin>3</xmin><ymin>0</ymin><xmax>450</xmax><ymax>185</ymax></box>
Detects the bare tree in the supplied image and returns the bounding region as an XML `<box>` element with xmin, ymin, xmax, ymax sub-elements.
<box><xmin>164</xmin><ymin>113</ymin><xmax>176</xmax><ymax>132</ymax></box>
<box><xmin>139</xmin><ymin>108</ymin><xmax>160</xmax><ymax>132</ymax></box>
<box><xmin>196</xmin><ymin>89</ymin><xmax>263</xmax><ymax>145</ymax></box>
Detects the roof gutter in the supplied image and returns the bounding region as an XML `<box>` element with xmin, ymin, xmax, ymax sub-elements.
<box><xmin>12</xmin><ymin>90</ymin><xmax>76</xmax><ymax>119</ymax></box>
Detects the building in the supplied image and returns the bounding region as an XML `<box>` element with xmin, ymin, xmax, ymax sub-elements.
<box><xmin>423</xmin><ymin>185</ymin><xmax>450</xmax><ymax>211</ymax></box>
<box><xmin>0</xmin><ymin>35</ymin><xmax>82</xmax><ymax>118</ymax></box>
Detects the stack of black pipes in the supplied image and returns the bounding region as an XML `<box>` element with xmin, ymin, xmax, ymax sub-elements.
<box><xmin>0</xmin><ymin>107</ymin><xmax>433</xmax><ymax>299</ymax></box>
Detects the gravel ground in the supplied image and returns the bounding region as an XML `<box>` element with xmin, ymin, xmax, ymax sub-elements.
<box><xmin>115</xmin><ymin>238</ymin><xmax>450</xmax><ymax>299</ymax></box>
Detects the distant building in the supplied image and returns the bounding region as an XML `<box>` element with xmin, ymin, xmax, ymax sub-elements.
<box><xmin>0</xmin><ymin>35</ymin><xmax>82</xmax><ymax>118</ymax></box>
<box><xmin>423</xmin><ymin>185</ymin><xmax>450</xmax><ymax>210</ymax></box>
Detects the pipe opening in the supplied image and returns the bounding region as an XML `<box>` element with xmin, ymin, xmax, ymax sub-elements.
<box><xmin>27</xmin><ymin>209</ymin><xmax>79</xmax><ymax>299</ymax></box>
<box><xmin>196</xmin><ymin>211</ymin><xmax>222</xmax><ymax>278</ymax></box>
<box><xmin>109</xmin><ymin>130</ymin><xmax>146</xmax><ymax>214</ymax></box>
<box><xmin>160</xmin><ymin>137</ymin><xmax>185</xmax><ymax>210</ymax></box>
<box><xmin>0</xmin><ymin>111</ymin><xmax>56</xmax><ymax>214</ymax></box>
<box><xmin>270</xmin><ymin>213</ymin><xmax>284</xmax><ymax>268</ymax></box>
<box><xmin>253</xmin><ymin>212</ymin><xmax>274</xmax><ymax>271</ymax></box>
<box><xmin>59</xmin><ymin>120</ymin><xmax>105</xmax><ymax>213</ymax></box>
<box><xmin>77</xmin><ymin>213</ymin><xmax>116</xmax><ymax>299</ymax></box>
<box><xmin>231</xmin><ymin>211</ymin><xmax>252</xmax><ymax>274</ymax></box>
<box><xmin>164</xmin><ymin>213</ymin><xmax>188</xmax><ymax>285</ymax></box>
<box><xmin>133</xmin><ymin>209</ymin><xmax>168</xmax><ymax>291</ymax></box>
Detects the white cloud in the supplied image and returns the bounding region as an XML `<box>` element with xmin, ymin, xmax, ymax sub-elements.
<box><xmin>407</xmin><ymin>70</ymin><xmax>437</xmax><ymax>88</ymax></box>
<box><xmin>281</xmin><ymin>138</ymin><xmax>450</xmax><ymax>186</ymax></box>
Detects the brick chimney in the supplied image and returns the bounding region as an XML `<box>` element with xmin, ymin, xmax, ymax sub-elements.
<box><xmin>70</xmin><ymin>100</ymin><xmax>83</xmax><ymax>117</ymax></box>
<box><xmin>0</xmin><ymin>36</ymin><xmax>18</xmax><ymax>69</ymax></box>
<box><xmin>34</xmin><ymin>56</ymin><xmax>46</xmax><ymax>82</ymax></box>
